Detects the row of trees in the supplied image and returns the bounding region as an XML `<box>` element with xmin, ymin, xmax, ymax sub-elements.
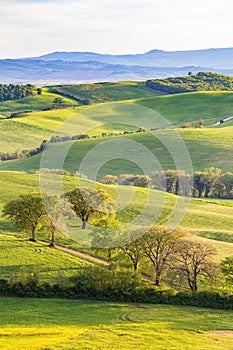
<box><xmin>101</xmin><ymin>167</ymin><xmax>233</xmax><ymax>199</ymax></box>
<box><xmin>0</xmin><ymin>140</ymin><xmax>47</xmax><ymax>161</ymax></box>
<box><xmin>0</xmin><ymin>84</ymin><xmax>34</xmax><ymax>101</ymax></box>
<box><xmin>3</xmin><ymin>188</ymin><xmax>231</xmax><ymax>293</ymax></box>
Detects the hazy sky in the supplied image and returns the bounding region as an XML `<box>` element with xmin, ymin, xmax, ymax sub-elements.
<box><xmin>1</xmin><ymin>0</ymin><xmax>233</xmax><ymax>57</ymax></box>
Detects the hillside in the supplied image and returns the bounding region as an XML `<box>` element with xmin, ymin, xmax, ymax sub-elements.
<box><xmin>49</xmin><ymin>81</ymin><xmax>165</xmax><ymax>105</ymax></box>
<box><xmin>1</xmin><ymin>126</ymin><xmax>232</xmax><ymax>173</ymax></box>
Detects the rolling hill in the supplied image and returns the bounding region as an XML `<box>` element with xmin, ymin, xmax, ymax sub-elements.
<box><xmin>1</xmin><ymin>90</ymin><xmax>233</xmax><ymax>154</ymax></box>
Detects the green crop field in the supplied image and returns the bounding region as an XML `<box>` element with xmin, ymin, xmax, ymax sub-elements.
<box><xmin>0</xmin><ymin>298</ymin><xmax>232</xmax><ymax>350</ymax></box>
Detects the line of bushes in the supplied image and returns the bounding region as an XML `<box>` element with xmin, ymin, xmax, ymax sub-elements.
<box><xmin>0</xmin><ymin>267</ymin><xmax>232</xmax><ymax>309</ymax></box>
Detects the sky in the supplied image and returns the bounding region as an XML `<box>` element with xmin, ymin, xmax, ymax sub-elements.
<box><xmin>1</xmin><ymin>0</ymin><xmax>233</xmax><ymax>58</ymax></box>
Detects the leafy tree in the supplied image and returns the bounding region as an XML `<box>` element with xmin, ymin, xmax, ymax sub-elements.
<box><xmin>172</xmin><ymin>239</ymin><xmax>218</xmax><ymax>291</ymax></box>
<box><xmin>2</xmin><ymin>192</ymin><xmax>46</xmax><ymax>241</ymax></box>
<box><xmin>53</xmin><ymin>97</ymin><xmax>65</xmax><ymax>109</ymax></box>
<box><xmin>37</xmin><ymin>88</ymin><xmax>42</xmax><ymax>95</ymax></box>
<box><xmin>64</xmin><ymin>187</ymin><xmax>115</xmax><ymax>229</ymax></box>
<box><xmin>141</xmin><ymin>226</ymin><xmax>186</xmax><ymax>286</ymax></box>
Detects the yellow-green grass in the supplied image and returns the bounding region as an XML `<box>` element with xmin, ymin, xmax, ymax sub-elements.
<box><xmin>0</xmin><ymin>88</ymin><xmax>78</xmax><ymax>118</ymax></box>
<box><xmin>50</xmin><ymin>81</ymin><xmax>165</xmax><ymax>104</ymax></box>
<box><xmin>0</xmin><ymin>298</ymin><xmax>232</xmax><ymax>350</ymax></box>
<box><xmin>1</xmin><ymin>126</ymin><xmax>232</xmax><ymax>173</ymax></box>
<box><xmin>0</xmin><ymin>171</ymin><xmax>232</xmax><ymax>259</ymax></box>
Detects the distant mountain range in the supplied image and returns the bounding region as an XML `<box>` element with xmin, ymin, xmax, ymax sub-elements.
<box><xmin>0</xmin><ymin>48</ymin><xmax>233</xmax><ymax>84</ymax></box>
<box><xmin>38</xmin><ymin>48</ymin><xmax>233</xmax><ymax>68</ymax></box>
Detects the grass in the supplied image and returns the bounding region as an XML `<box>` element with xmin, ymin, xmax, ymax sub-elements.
<box><xmin>0</xmin><ymin>171</ymin><xmax>232</xmax><ymax>259</ymax></box>
<box><xmin>49</xmin><ymin>81</ymin><xmax>165</xmax><ymax>104</ymax></box>
<box><xmin>0</xmin><ymin>235</ymin><xmax>89</xmax><ymax>283</ymax></box>
<box><xmin>0</xmin><ymin>298</ymin><xmax>232</xmax><ymax>349</ymax></box>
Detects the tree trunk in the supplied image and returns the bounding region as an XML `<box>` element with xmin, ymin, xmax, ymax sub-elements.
<box><xmin>133</xmin><ymin>262</ymin><xmax>138</xmax><ymax>272</ymax></box>
<box><xmin>49</xmin><ymin>224</ymin><xmax>56</xmax><ymax>247</ymax></box>
<box><xmin>82</xmin><ymin>220</ymin><xmax>86</xmax><ymax>230</ymax></box>
<box><xmin>30</xmin><ymin>226</ymin><xmax>36</xmax><ymax>242</ymax></box>
<box><xmin>154</xmin><ymin>275</ymin><xmax>160</xmax><ymax>286</ymax></box>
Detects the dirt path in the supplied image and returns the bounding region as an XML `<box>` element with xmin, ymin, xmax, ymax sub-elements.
<box><xmin>54</xmin><ymin>243</ymin><xmax>154</xmax><ymax>282</ymax></box>
<box><xmin>55</xmin><ymin>245</ymin><xmax>109</xmax><ymax>266</ymax></box>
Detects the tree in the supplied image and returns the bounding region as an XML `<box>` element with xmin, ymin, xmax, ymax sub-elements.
<box><xmin>53</xmin><ymin>97</ymin><xmax>65</xmax><ymax>109</ymax></box>
<box><xmin>42</xmin><ymin>195</ymin><xmax>70</xmax><ymax>247</ymax></box>
<box><xmin>119</xmin><ymin>231</ymin><xmax>144</xmax><ymax>272</ymax></box>
<box><xmin>172</xmin><ymin>238</ymin><xmax>217</xmax><ymax>292</ymax></box>
<box><xmin>37</xmin><ymin>88</ymin><xmax>42</xmax><ymax>95</ymax></box>
<box><xmin>141</xmin><ymin>226</ymin><xmax>185</xmax><ymax>286</ymax></box>
<box><xmin>90</xmin><ymin>218</ymin><xmax>120</xmax><ymax>258</ymax></box>
<box><xmin>2</xmin><ymin>192</ymin><xmax>46</xmax><ymax>241</ymax></box>
<box><xmin>64</xmin><ymin>187</ymin><xmax>115</xmax><ymax>229</ymax></box>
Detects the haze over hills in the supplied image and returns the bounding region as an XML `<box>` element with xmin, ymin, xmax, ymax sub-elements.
<box><xmin>1</xmin><ymin>47</ymin><xmax>233</xmax><ymax>84</ymax></box>
<box><xmin>38</xmin><ymin>47</ymin><xmax>233</xmax><ymax>68</ymax></box>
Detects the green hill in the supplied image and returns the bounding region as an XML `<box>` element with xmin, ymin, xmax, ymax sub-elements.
<box><xmin>1</xmin><ymin>91</ymin><xmax>233</xmax><ymax>154</ymax></box>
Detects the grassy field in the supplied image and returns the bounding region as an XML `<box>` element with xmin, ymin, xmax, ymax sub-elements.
<box><xmin>0</xmin><ymin>171</ymin><xmax>232</xmax><ymax>259</ymax></box>
<box><xmin>137</xmin><ymin>91</ymin><xmax>233</xmax><ymax>125</ymax></box>
<box><xmin>0</xmin><ymin>298</ymin><xmax>232</xmax><ymax>350</ymax></box>
<box><xmin>49</xmin><ymin>81</ymin><xmax>165</xmax><ymax>104</ymax></box>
